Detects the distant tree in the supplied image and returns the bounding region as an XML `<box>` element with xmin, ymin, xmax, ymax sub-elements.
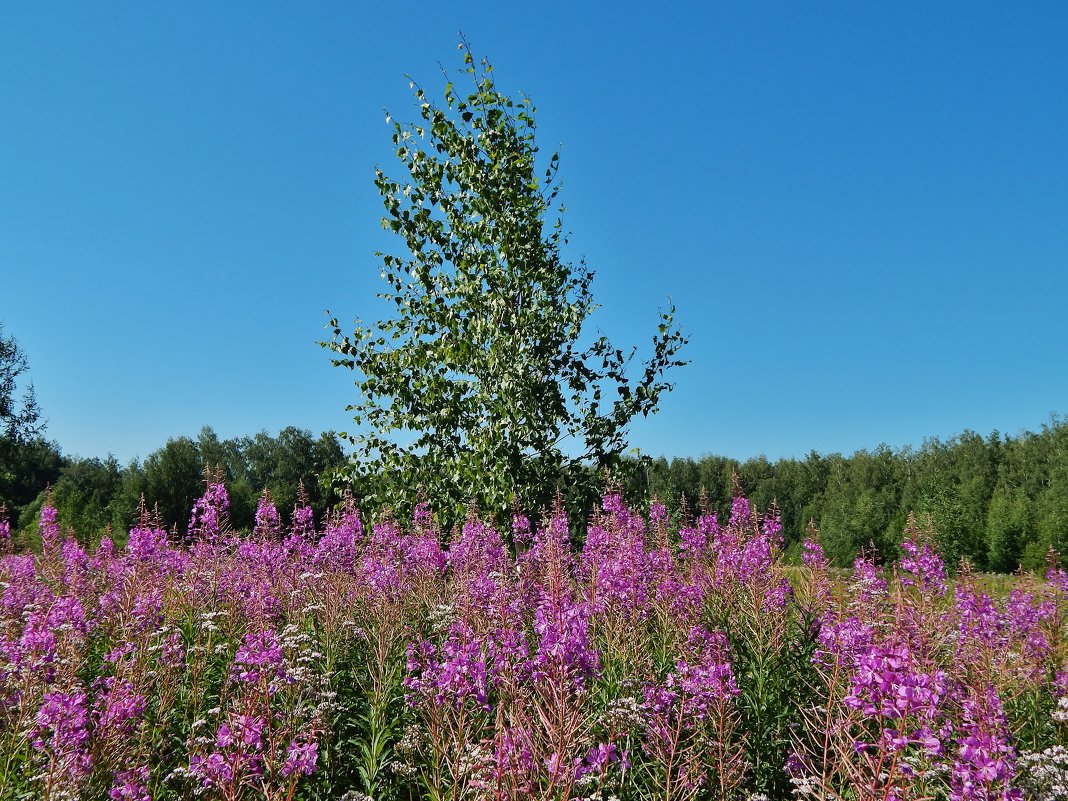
<box><xmin>244</xmin><ymin>427</ymin><xmax>346</xmax><ymax>520</ymax></box>
<box><xmin>17</xmin><ymin>456</ymin><xmax>122</xmax><ymax>548</ymax></box>
<box><xmin>814</xmin><ymin>449</ymin><xmax>902</xmax><ymax>566</ymax></box>
<box><xmin>645</xmin><ymin>456</ymin><xmax>675</xmax><ymax>506</ymax></box>
<box><xmin>2</xmin><ymin>437</ymin><xmax>64</xmax><ymax>538</ymax></box>
<box><xmin>323</xmin><ymin>43</ymin><xmax>686</xmax><ymax>527</ymax></box>
<box><xmin>668</xmin><ymin>457</ymin><xmax>702</xmax><ymax>511</ymax></box>
<box><xmin>738</xmin><ymin>455</ymin><xmax>776</xmax><ymax>513</ymax></box>
<box><xmin>1034</xmin><ymin>420</ymin><xmax>1068</xmax><ymax>567</ymax></box>
<box><xmin>141</xmin><ymin>437</ymin><xmax>203</xmax><ymax>536</ymax></box>
<box><xmin>0</xmin><ymin>323</ymin><xmax>44</xmax><ymax>441</ymax></box>
<box><xmin>697</xmin><ymin>455</ymin><xmax>736</xmax><ymax>515</ymax></box>
<box><xmin>0</xmin><ymin>324</ymin><xmax>62</xmax><ymax>527</ymax></box>
<box><xmin>198</xmin><ymin>426</ymin><xmax>256</xmax><ymax>530</ymax></box>
<box><xmin>986</xmin><ymin>483</ymin><xmax>1030</xmax><ymax>572</ymax></box>
<box><xmin>607</xmin><ymin>418</ymin><xmax>1068</xmax><ymax>572</ymax></box>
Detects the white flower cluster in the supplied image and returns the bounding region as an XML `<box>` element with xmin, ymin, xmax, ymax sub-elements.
<box><xmin>390</xmin><ymin>723</ymin><xmax>425</xmax><ymax>779</ymax></box>
<box><xmin>596</xmin><ymin>687</ymin><xmax>644</xmax><ymax>732</ymax></box>
<box><xmin>1017</xmin><ymin>746</ymin><xmax>1068</xmax><ymax>800</ymax></box>
<box><xmin>790</xmin><ymin>774</ymin><xmax>833</xmax><ymax>799</ymax></box>
<box><xmin>1052</xmin><ymin>696</ymin><xmax>1068</xmax><ymax>723</ymax></box>
<box><xmin>428</xmin><ymin>603</ymin><xmax>454</xmax><ymax>635</ymax></box>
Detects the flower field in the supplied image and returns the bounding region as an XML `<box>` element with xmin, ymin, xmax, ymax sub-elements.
<box><xmin>2</xmin><ymin>483</ymin><xmax>1068</xmax><ymax>800</ymax></box>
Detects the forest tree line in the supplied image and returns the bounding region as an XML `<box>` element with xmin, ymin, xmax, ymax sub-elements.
<box><xmin>0</xmin><ymin>425</ymin><xmax>346</xmax><ymax>548</ymax></box>
<box><xmin>633</xmin><ymin>415</ymin><xmax>1068</xmax><ymax>571</ymax></box>
<box><xmin>3</xmin><ymin>416</ymin><xmax>1067</xmax><ymax>573</ymax></box>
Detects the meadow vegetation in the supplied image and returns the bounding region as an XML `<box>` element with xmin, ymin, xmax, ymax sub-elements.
<box><xmin>2</xmin><ymin>482</ymin><xmax>1068</xmax><ymax>799</ymax></box>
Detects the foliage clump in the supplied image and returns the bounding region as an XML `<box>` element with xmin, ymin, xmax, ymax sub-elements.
<box><xmin>325</xmin><ymin>43</ymin><xmax>686</xmax><ymax>526</ymax></box>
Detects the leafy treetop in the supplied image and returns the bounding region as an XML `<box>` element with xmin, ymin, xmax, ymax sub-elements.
<box><xmin>0</xmin><ymin>323</ymin><xmax>43</xmax><ymax>442</ymax></box>
<box><xmin>324</xmin><ymin>42</ymin><xmax>687</xmax><ymax>526</ymax></box>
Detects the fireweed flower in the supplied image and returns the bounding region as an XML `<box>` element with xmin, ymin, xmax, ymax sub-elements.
<box><xmin>512</xmin><ymin>512</ymin><xmax>533</xmax><ymax>549</ymax></box>
<box><xmin>729</xmin><ymin>496</ymin><xmax>751</xmax><ymax>528</ymax></box>
<box><xmin>798</xmin><ymin>536</ymin><xmax>834</xmax><ymax>616</ymax></box>
<box><xmin>158</xmin><ymin>629</ymin><xmax>185</xmax><ymax>669</ymax></box>
<box><xmin>359</xmin><ymin>519</ymin><xmax>413</xmax><ymax>599</ymax></box>
<box><xmin>490</xmin><ymin>726</ymin><xmax>536</xmax><ymax>791</ymax></box>
<box><xmin>39</xmin><ymin>502</ymin><xmax>61</xmax><ymax>553</ymax></box>
<box><xmin>955</xmin><ymin>584</ymin><xmax>1008</xmax><ymax>659</ymax></box>
<box><xmin>233</xmin><ymin>714</ymin><xmax>267</xmax><ymax>751</ymax></box>
<box><xmin>405</xmin><ymin>619</ymin><xmax>492</xmax><ymax>709</ymax></box>
<box><xmin>949</xmin><ymin>686</ymin><xmax>1021</xmax><ymax>801</ymax></box>
<box><xmin>33</xmin><ymin>688</ymin><xmax>93</xmax><ymax>784</ymax></box>
<box><xmin>815</xmin><ymin>615</ymin><xmax>877</xmax><ymax>669</ymax></box>
<box><xmin>191</xmin><ymin>715</ymin><xmax>270</xmax><ymax>789</ymax></box>
<box><xmin>763</xmin><ymin>576</ymin><xmax>793</xmax><ymax>612</ymax></box>
<box><xmin>709</xmin><ymin>518</ymin><xmax>744</xmax><ymax>587</ymax></box>
<box><xmin>2</xmin><ymin>553</ymin><xmax>51</xmax><ymax>615</ymax></box>
<box><xmin>189</xmin><ymin>751</ymin><xmax>236</xmax><ymax>788</ymax></box>
<box><xmin>899</xmin><ymin>523</ymin><xmax>947</xmax><ymax>596</ymax></box>
<box><xmin>655</xmin><ymin>574</ymin><xmax>706</xmax><ymax>621</ymax></box>
<box><xmin>282</xmin><ymin>737</ymin><xmax>318</xmax><ymax>777</ymax></box>
<box><xmin>14</xmin><ymin>612</ymin><xmax>58</xmax><ymax>682</ymax></box>
<box><xmin>46</xmin><ymin>594</ymin><xmax>91</xmax><ymax>639</ymax></box>
<box><xmin>451</xmin><ymin>574</ymin><xmax>530</xmax><ymax>681</ymax></box>
<box><xmin>315</xmin><ymin>494</ymin><xmax>364</xmax><ymax>572</ymax></box>
<box><xmin>761</xmin><ymin>505</ymin><xmax>784</xmax><ymax>548</ymax></box>
<box><xmin>109</xmin><ymin>767</ymin><xmax>150</xmax><ymax>801</ymax></box>
<box><xmin>850</xmin><ymin>556</ymin><xmax>888</xmax><ymax>605</ymax></box>
<box><xmin>673</xmin><ymin>627</ymin><xmax>739</xmax><ymax>718</ymax></box>
<box><xmin>188</xmin><ymin>482</ymin><xmax>230</xmax><ymax>540</ymax></box>
<box><xmin>4</xmin><ymin>480</ymin><xmax>1062</xmax><ymax>800</ymax></box>
<box><xmin>1004</xmin><ymin>589</ymin><xmax>1054</xmax><ymax>668</ymax></box>
<box><xmin>125</xmin><ymin>523</ymin><xmax>169</xmax><ymax>563</ymax></box>
<box><xmin>582</xmin><ymin>504</ymin><xmax>656</xmax><ymax>619</ymax></box>
<box><xmin>601</xmin><ymin>493</ymin><xmax>626</xmax><ymax>516</ymax></box>
<box><xmin>449</xmin><ymin>516</ymin><xmax>509</xmax><ymax>578</ymax></box>
<box><xmin>650</xmin><ymin>499</ymin><xmax>668</xmax><ymax>527</ymax></box>
<box><xmin>253</xmin><ymin>491</ymin><xmax>281</xmax><ymax>539</ymax></box>
<box><xmin>697</xmin><ymin>510</ymin><xmax>718</xmax><ymax>546</ymax></box>
<box><xmin>574</xmin><ymin>741</ymin><xmax>624</xmax><ymax>780</ymax></box>
<box><xmin>91</xmin><ymin>535</ymin><xmax>115</xmax><ymax>572</ymax></box>
<box><xmin>802</xmin><ymin>537</ymin><xmax>828</xmax><ymax>571</ymax></box>
<box><xmin>641</xmin><ymin>626</ymin><xmax>741</xmax><ymax>793</ymax></box>
<box><xmin>525</xmin><ymin>510</ymin><xmax>574</xmax><ymax>577</ymax></box>
<box><xmin>94</xmin><ymin>677</ymin><xmax>146</xmax><ymax>737</ymax></box>
<box><xmin>290</xmin><ymin>504</ymin><xmax>315</xmax><ymax>538</ymax></box>
<box><xmin>405</xmin><ymin>526</ymin><xmax>447</xmax><ymax>576</ymax></box>
<box><xmin>737</xmin><ymin>529</ymin><xmax>775</xmax><ymax>585</ymax></box>
<box><xmin>231</xmin><ymin>629</ymin><xmax>287</xmax><ymax>687</ymax></box>
<box><xmin>842</xmin><ymin>641</ymin><xmax>948</xmax><ymax>756</ymax></box>
<box><xmin>678</xmin><ymin>524</ymin><xmax>706</xmax><ymax>558</ymax></box>
<box><xmin>129</xmin><ymin>588</ymin><xmax>165</xmax><ymax>634</ymax></box>
<box><xmin>533</xmin><ymin>592</ymin><xmax>600</xmax><ymax>685</ymax></box>
<box><xmin>0</xmin><ymin>506</ymin><xmax>10</xmax><ymax>553</ymax></box>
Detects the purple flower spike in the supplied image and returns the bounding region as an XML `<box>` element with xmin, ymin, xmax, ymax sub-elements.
<box><xmin>283</xmin><ymin>738</ymin><xmax>319</xmax><ymax>777</ymax></box>
<box><xmin>39</xmin><ymin>502</ymin><xmax>61</xmax><ymax>553</ymax></box>
<box><xmin>254</xmin><ymin>491</ymin><xmax>281</xmax><ymax>539</ymax></box>
<box><xmin>188</xmin><ymin>482</ymin><xmax>230</xmax><ymax>540</ymax></box>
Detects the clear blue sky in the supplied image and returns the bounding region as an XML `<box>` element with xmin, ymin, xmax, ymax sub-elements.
<box><xmin>2</xmin><ymin>2</ymin><xmax>1066</xmax><ymax>465</ymax></box>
